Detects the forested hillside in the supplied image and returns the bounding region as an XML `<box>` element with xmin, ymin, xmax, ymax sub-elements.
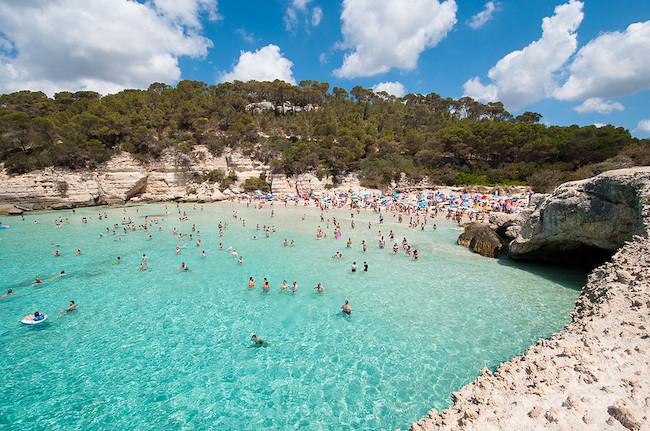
<box><xmin>1</xmin><ymin>80</ymin><xmax>648</xmax><ymax>191</ymax></box>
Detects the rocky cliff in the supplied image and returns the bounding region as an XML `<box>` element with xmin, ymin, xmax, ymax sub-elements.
<box><xmin>509</xmin><ymin>167</ymin><xmax>650</xmax><ymax>262</ymax></box>
<box><xmin>0</xmin><ymin>145</ymin><xmax>377</xmax><ymax>213</ymax></box>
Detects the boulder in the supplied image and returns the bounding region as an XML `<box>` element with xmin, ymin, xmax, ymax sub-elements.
<box><xmin>509</xmin><ymin>167</ymin><xmax>650</xmax><ymax>263</ymax></box>
<box><xmin>457</xmin><ymin>223</ymin><xmax>504</xmax><ymax>258</ymax></box>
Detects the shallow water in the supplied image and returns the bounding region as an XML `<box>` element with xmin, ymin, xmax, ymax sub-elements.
<box><xmin>0</xmin><ymin>203</ymin><xmax>583</xmax><ymax>430</ymax></box>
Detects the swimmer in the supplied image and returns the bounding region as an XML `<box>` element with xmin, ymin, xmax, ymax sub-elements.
<box><xmin>351</xmin><ymin>262</ymin><xmax>357</xmax><ymax>273</ymax></box>
<box><xmin>341</xmin><ymin>300</ymin><xmax>352</xmax><ymax>316</ymax></box>
<box><xmin>238</xmin><ymin>256</ymin><xmax>244</xmax><ymax>265</ymax></box>
<box><xmin>251</xmin><ymin>334</ymin><xmax>268</xmax><ymax>346</ymax></box>
<box><xmin>54</xmin><ymin>250</ymin><xmax>61</xmax><ymax>257</ymax></box>
<box><xmin>248</xmin><ymin>277</ymin><xmax>255</xmax><ymax>289</ymax></box>
<box><xmin>176</xmin><ymin>246</ymin><xmax>181</xmax><ymax>255</ymax></box>
<box><xmin>283</xmin><ymin>238</ymin><xmax>288</xmax><ymax>247</ymax></box>
<box><xmin>75</xmin><ymin>249</ymin><xmax>81</xmax><ymax>256</ymax></box>
<box><xmin>292</xmin><ymin>281</ymin><xmax>298</xmax><ymax>292</ymax></box>
<box><xmin>290</xmin><ymin>240</ymin><xmax>295</xmax><ymax>247</ymax></box>
<box><xmin>179</xmin><ymin>262</ymin><xmax>188</xmax><ymax>271</ymax></box>
<box><xmin>64</xmin><ymin>300</ymin><xmax>77</xmax><ymax>313</ymax></box>
<box><xmin>33</xmin><ymin>277</ymin><xmax>43</xmax><ymax>285</ymax></box>
<box><xmin>0</xmin><ymin>289</ymin><xmax>13</xmax><ymax>299</ymax></box>
<box><xmin>139</xmin><ymin>261</ymin><xmax>148</xmax><ymax>271</ymax></box>
<box><xmin>363</xmin><ymin>261</ymin><xmax>368</xmax><ymax>272</ymax></box>
<box><xmin>113</xmin><ymin>256</ymin><xmax>121</xmax><ymax>265</ymax></box>
<box><xmin>201</xmin><ymin>250</ymin><xmax>206</xmax><ymax>257</ymax></box>
<box><xmin>281</xmin><ymin>280</ymin><xmax>289</xmax><ymax>290</ymax></box>
<box><xmin>263</xmin><ymin>278</ymin><xmax>270</xmax><ymax>292</ymax></box>
<box><xmin>314</xmin><ymin>283</ymin><xmax>324</xmax><ymax>293</ymax></box>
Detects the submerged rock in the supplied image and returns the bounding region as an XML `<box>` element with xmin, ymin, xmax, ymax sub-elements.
<box><xmin>457</xmin><ymin>223</ymin><xmax>504</xmax><ymax>258</ymax></box>
<box><xmin>509</xmin><ymin>167</ymin><xmax>650</xmax><ymax>263</ymax></box>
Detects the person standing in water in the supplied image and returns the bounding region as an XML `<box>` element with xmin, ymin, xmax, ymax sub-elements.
<box><xmin>341</xmin><ymin>300</ymin><xmax>352</xmax><ymax>316</ymax></box>
<box><xmin>248</xmin><ymin>277</ymin><xmax>255</xmax><ymax>289</ymax></box>
<box><xmin>351</xmin><ymin>262</ymin><xmax>357</xmax><ymax>273</ymax></box>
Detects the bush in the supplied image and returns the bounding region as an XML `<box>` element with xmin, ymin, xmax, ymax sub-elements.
<box><xmin>242</xmin><ymin>176</ymin><xmax>270</xmax><ymax>192</ymax></box>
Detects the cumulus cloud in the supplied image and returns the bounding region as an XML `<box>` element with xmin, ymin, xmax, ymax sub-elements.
<box><xmin>0</xmin><ymin>0</ymin><xmax>215</xmax><ymax>95</ymax></box>
<box><xmin>372</xmin><ymin>81</ymin><xmax>406</xmax><ymax>97</ymax></box>
<box><xmin>152</xmin><ymin>0</ymin><xmax>220</xmax><ymax>28</ymax></box>
<box><xmin>467</xmin><ymin>1</ymin><xmax>497</xmax><ymax>30</ymax></box>
<box><xmin>637</xmin><ymin>119</ymin><xmax>650</xmax><ymax>134</ymax></box>
<box><xmin>554</xmin><ymin>20</ymin><xmax>650</xmax><ymax>100</ymax></box>
<box><xmin>573</xmin><ymin>97</ymin><xmax>624</xmax><ymax>114</ymax></box>
<box><xmin>334</xmin><ymin>0</ymin><xmax>457</xmax><ymax>78</ymax></box>
<box><xmin>463</xmin><ymin>0</ymin><xmax>583</xmax><ymax>110</ymax></box>
<box><xmin>220</xmin><ymin>44</ymin><xmax>295</xmax><ymax>84</ymax></box>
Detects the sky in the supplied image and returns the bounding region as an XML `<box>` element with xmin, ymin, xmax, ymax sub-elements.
<box><xmin>1</xmin><ymin>0</ymin><xmax>649</xmax><ymax>136</ymax></box>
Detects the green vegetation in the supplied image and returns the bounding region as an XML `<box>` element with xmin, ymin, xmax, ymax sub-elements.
<box><xmin>1</xmin><ymin>79</ymin><xmax>648</xmax><ymax>192</ymax></box>
<box><xmin>242</xmin><ymin>175</ymin><xmax>271</xmax><ymax>192</ymax></box>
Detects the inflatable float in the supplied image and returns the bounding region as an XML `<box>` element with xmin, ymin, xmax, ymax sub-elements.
<box><xmin>0</xmin><ymin>225</ymin><xmax>9</xmax><ymax>230</ymax></box>
<box><xmin>20</xmin><ymin>313</ymin><xmax>48</xmax><ymax>325</ymax></box>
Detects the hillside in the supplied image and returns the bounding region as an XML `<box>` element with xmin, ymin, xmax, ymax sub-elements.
<box><xmin>1</xmin><ymin>80</ymin><xmax>649</xmax><ymax>192</ymax></box>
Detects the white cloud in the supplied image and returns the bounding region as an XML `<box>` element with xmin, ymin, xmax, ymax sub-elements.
<box><xmin>554</xmin><ymin>20</ymin><xmax>650</xmax><ymax>100</ymax></box>
<box><xmin>292</xmin><ymin>0</ymin><xmax>312</xmax><ymax>10</ymax></box>
<box><xmin>373</xmin><ymin>81</ymin><xmax>406</xmax><ymax>97</ymax></box>
<box><xmin>284</xmin><ymin>6</ymin><xmax>299</xmax><ymax>31</ymax></box>
<box><xmin>463</xmin><ymin>0</ymin><xmax>583</xmax><ymax>110</ymax></box>
<box><xmin>0</xmin><ymin>0</ymin><xmax>214</xmax><ymax>95</ymax></box>
<box><xmin>220</xmin><ymin>44</ymin><xmax>295</xmax><ymax>84</ymax></box>
<box><xmin>637</xmin><ymin>119</ymin><xmax>650</xmax><ymax>134</ymax></box>
<box><xmin>152</xmin><ymin>0</ymin><xmax>220</xmax><ymax>28</ymax></box>
<box><xmin>319</xmin><ymin>52</ymin><xmax>328</xmax><ymax>64</ymax></box>
<box><xmin>312</xmin><ymin>7</ymin><xmax>323</xmax><ymax>27</ymax></box>
<box><xmin>285</xmin><ymin>0</ymin><xmax>321</xmax><ymax>31</ymax></box>
<box><xmin>334</xmin><ymin>0</ymin><xmax>457</xmax><ymax>78</ymax></box>
<box><xmin>592</xmin><ymin>123</ymin><xmax>606</xmax><ymax>128</ymax></box>
<box><xmin>463</xmin><ymin>77</ymin><xmax>497</xmax><ymax>103</ymax></box>
<box><xmin>467</xmin><ymin>1</ymin><xmax>497</xmax><ymax>30</ymax></box>
<box><xmin>573</xmin><ymin>97</ymin><xmax>624</xmax><ymax>114</ymax></box>
<box><xmin>236</xmin><ymin>28</ymin><xmax>257</xmax><ymax>44</ymax></box>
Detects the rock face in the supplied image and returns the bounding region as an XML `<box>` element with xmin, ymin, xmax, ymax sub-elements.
<box><xmin>457</xmin><ymin>223</ymin><xmax>504</xmax><ymax>258</ymax></box>
<box><xmin>410</xmin><ymin>236</ymin><xmax>650</xmax><ymax>431</ymax></box>
<box><xmin>509</xmin><ymin>167</ymin><xmax>650</xmax><ymax>262</ymax></box>
<box><xmin>0</xmin><ymin>146</ymin><xmax>264</xmax><ymax>210</ymax></box>
<box><xmin>0</xmin><ymin>145</ymin><xmax>384</xmax><ymax>211</ymax></box>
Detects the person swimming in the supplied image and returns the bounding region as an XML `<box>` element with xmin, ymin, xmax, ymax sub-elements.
<box><xmin>248</xmin><ymin>277</ymin><xmax>255</xmax><ymax>289</ymax></box>
<box><xmin>179</xmin><ymin>262</ymin><xmax>188</xmax><ymax>271</ymax></box>
<box><xmin>201</xmin><ymin>250</ymin><xmax>206</xmax><ymax>257</ymax></box>
<box><xmin>139</xmin><ymin>261</ymin><xmax>148</xmax><ymax>271</ymax></box>
<box><xmin>363</xmin><ymin>261</ymin><xmax>368</xmax><ymax>272</ymax></box>
<box><xmin>314</xmin><ymin>283</ymin><xmax>324</xmax><ymax>293</ymax></box>
<box><xmin>263</xmin><ymin>278</ymin><xmax>270</xmax><ymax>292</ymax></box>
<box><xmin>0</xmin><ymin>289</ymin><xmax>13</xmax><ymax>299</ymax></box>
<box><xmin>251</xmin><ymin>334</ymin><xmax>268</xmax><ymax>346</ymax></box>
<box><xmin>238</xmin><ymin>256</ymin><xmax>244</xmax><ymax>264</ymax></box>
<box><xmin>341</xmin><ymin>300</ymin><xmax>352</xmax><ymax>316</ymax></box>
<box><xmin>281</xmin><ymin>280</ymin><xmax>289</xmax><ymax>290</ymax></box>
<box><xmin>292</xmin><ymin>281</ymin><xmax>298</xmax><ymax>292</ymax></box>
<box><xmin>64</xmin><ymin>300</ymin><xmax>77</xmax><ymax>313</ymax></box>
<box><xmin>33</xmin><ymin>277</ymin><xmax>43</xmax><ymax>285</ymax></box>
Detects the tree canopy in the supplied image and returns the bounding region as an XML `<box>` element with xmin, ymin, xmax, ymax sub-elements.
<box><xmin>0</xmin><ymin>80</ymin><xmax>648</xmax><ymax>191</ymax></box>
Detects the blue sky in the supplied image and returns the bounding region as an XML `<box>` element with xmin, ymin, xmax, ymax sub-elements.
<box><xmin>1</xmin><ymin>0</ymin><xmax>649</xmax><ymax>136</ymax></box>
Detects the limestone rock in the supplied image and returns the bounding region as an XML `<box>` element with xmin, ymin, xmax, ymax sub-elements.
<box><xmin>457</xmin><ymin>223</ymin><xmax>504</xmax><ymax>258</ymax></box>
<box><xmin>509</xmin><ymin>167</ymin><xmax>650</xmax><ymax>262</ymax></box>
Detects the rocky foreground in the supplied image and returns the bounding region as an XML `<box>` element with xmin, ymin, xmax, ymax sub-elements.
<box><xmin>409</xmin><ymin>236</ymin><xmax>650</xmax><ymax>431</ymax></box>
<box><xmin>415</xmin><ymin>168</ymin><xmax>650</xmax><ymax>431</ymax></box>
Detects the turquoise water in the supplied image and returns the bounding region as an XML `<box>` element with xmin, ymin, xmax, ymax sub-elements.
<box><xmin>0</xmin><ymin>203</ymin><xmax>583</xmax><ymax>430</ymax></box>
